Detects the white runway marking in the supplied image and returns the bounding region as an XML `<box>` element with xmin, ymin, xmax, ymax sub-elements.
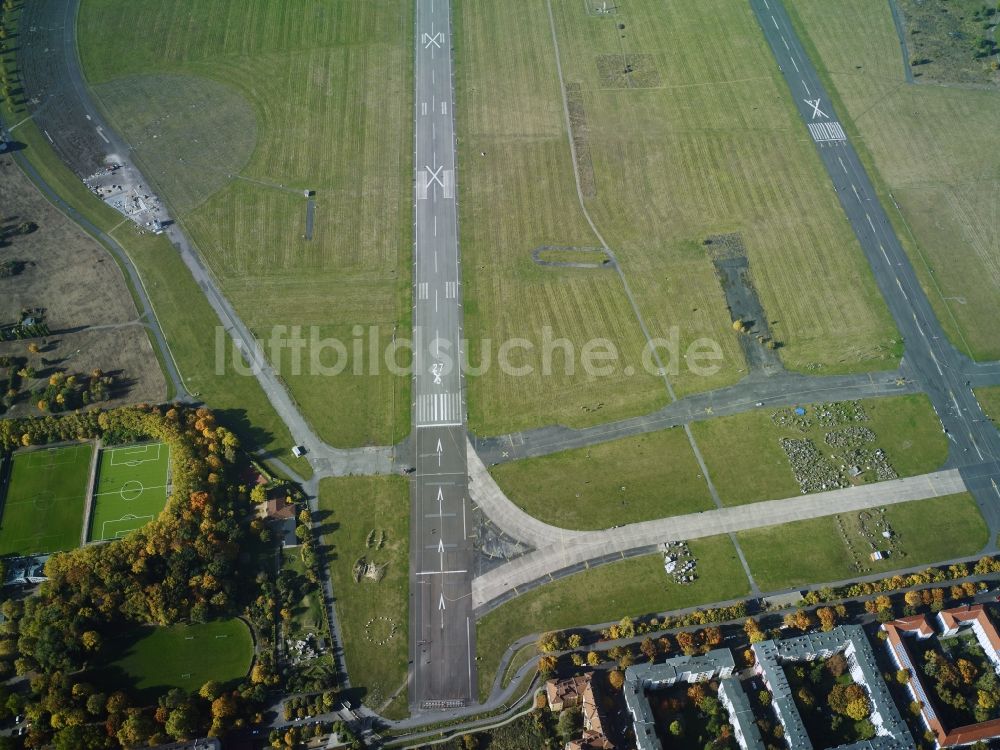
<box><xmin>441</xmin><ymin>101</ymin><xmax>448</xmax><ymax>115</ymax></box>
<box><xmin>866</xmin><ymin>213</ymin><xmax>877</xmax><ymax>234</ymax></box>
<box><xmin>781</xmin><ymin>36</ymin><xmax>789</xmax><ymax>50</ymax></box>
<box><xmin>881</xmin><ymin>245</ymin><xmax>890</xmax><ymax>264</ymax></box>
<box><xmin>791</xmin><ymin>57</ymin><xmax>799</xmax><ymax>72</ymax></box>
<box><xmin>804</xmin><ymin>98</ymin><xmax>828</xmax><ymax>119</ymax></box>
<box><xmin>807</xmin><ymin>121</ymin><xmax>845</xmax><ymax>142</ymax></box>
<box><xmin>96</xmin><ymin>128</ymin><xmax>110</xmax><ymax>144</ymax></box>
<box><xmin>422</xmin><ymin>101</ymin><xmax>428</xmax><ymax>116</ymax></box>
<box><xmin>772</xmin><ymin>15</ymin><xmax>779</xmax><ymax>29</ymax></box>
<box><xmin>838</xmin><ymin>156</ymin><xmax>848</xmax><ymax>173</ymax></box>
<box><xmin>802</xmin><ymin>80</ymin><xmax>811</xmax><ymax>96</ymax></box>
<box><xmin>444</xmin><ymin>281</ymin><xmax>457</xmax><ymax>298</ymax></box>
<box><xmin>763</xmin><ymin>0</ymin><xmax>770</xmax><ymax>8</ymax></box>
<box><xmin>418</xmin><ymin>282</ymin><xmax>429</xmax><ymax>300</ymax></box>
<box><xmin>416</xmin><ymin>392</ymin><xmax>463</xmax><ymax>426</ymax></box>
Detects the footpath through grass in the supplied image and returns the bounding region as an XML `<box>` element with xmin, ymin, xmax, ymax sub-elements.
<box><xmin>475</xmin><ymin>535</ymin><xmax>749</xmax><ymax>700</ymax></box>
<box><xmin>490</xmin><ymin>427</ymin><xmax>713</xmax><ymax>529</ymax></box>
<box><xmin>88</xmin><ymin>442</ymin><xmax>170</xmax><ymax>542</ymax></box>
<box><xmin>319</xmin><ymin>476</ymin><xmax>408</xmax><ymax>713</ymax></box>
<box><xmin>737</xmin><ymin>493</ymin><xmax>988</xmax><ymax>591</ymax></box>
<box><xmin>101</xmin><ymin>619</ymin><xmax>253</xmax><ymax>700</ymax></box>
<box><xmin>693</xmin><ymin>395</ymin><xmax>947</xmax><ymax>506</ymax></box>
<box><xmin>0</xmin><ymin>443</ymin><xmax>93</xmax><ymax>556</ymax></box>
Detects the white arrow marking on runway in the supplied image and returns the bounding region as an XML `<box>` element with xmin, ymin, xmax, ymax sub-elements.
<box><xmin>439</xmin><ymin>593</ymin><xmax>446</xmax><ymax>610</ymax></box>
<box><xmin>804</xmin><ymin>98</ymin><xmax>827</xmax><ymax>119</ymax></box>
<box><xmin>437</xmin><ymin>486</ymin><xmax>444</xmax><ymax>515</ymax></box>
<box><xmin>436</xmin><ymin>438</ymin><xmax>443</xmax><ymax>466</ymax></box>
<box><xmin>438</xmin><ymin>537</ymin><xmax>446</xmax><ymax>571</ymax></box>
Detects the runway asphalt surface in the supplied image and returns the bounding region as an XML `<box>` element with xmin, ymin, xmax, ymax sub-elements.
<box><xmin>407</xmin><ymin>0</ymin><xmax>477</xmax><ymax>710</ymax></box>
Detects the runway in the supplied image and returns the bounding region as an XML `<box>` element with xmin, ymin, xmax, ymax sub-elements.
<box><xmin>748</xmin><ymin>0</ymin><xmax>1000</xmax><ymax>527</ymax></box>
<box><xmin>408</xmin><ymin>0</ymin><xmax>477</xmax><ymax>710</ymax></box>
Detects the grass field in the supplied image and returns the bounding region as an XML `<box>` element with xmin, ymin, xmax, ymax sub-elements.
<box><xmin>77</xmin><ymin>0</ymin><xmax>412</xmax><ymax>447</ymax></box>
<box><xmin>88</xmin><ymin>443</ymin><xmax>170</xmax><ymax>542</ymax></box>
<box><xmin>475</xmin><ymin>535</ymin><xmax>749</xmax><ymax>700</ymax></box>
<box><xmin>737</xmin><ymin>493</ymin><xmax>988</xmax><ymax>591</ymax></box>
<box><xmin>0</xmin><ymin>444</ymin><xmax>93</xmax><ymax>556</ymax></box>
<box><xmin>692</xmin><ymin>395</ymin><xmax>947</xmax><ymax>506</ymax></box>
<box><xmin>318</xmin><ymin>476</ymin><xmax>408</xmax><ymax>712</ymax></box>
<box><xmin>490</xmin><ymin>427</ymin><xmax>713</xmax><ymax>529</ymax></box>
<box><xmin>978</xmin><ymin>387</ymin><xmax>1000</xmax><ymax>427</ymax></box>
<box><xmin>786</xmin><ymin>0</ymin><xmax>1000</xmax><ymax>360</ymax></box>
<box><xmin>896</xmin><ymin>0</ymin><xmax>1000</xmax><ymax>87</ymax></box>
<box><xmin>456</xmin><ymin>0</ymin><xmax>899</xmax><ymax>434</ymax></box>
<box><xmin>102</xmin><ymin>619</ymin><xmax>252</xmax><ymax>699</ymax></box>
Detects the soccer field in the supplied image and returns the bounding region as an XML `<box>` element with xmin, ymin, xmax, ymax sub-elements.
<box><xmin>103</xmin><ymin>620</ymin><xmax>253</xmax><ymax>697</ymax></box>
<box><xmin>87</xmin><ymin>443</ymin><xmax>170</xmax><ymax>542</ymax></box>
<box><xmin>0</xmin><ymin>443</ymin><xmax>94</xmax><ymax>556</ymax></box>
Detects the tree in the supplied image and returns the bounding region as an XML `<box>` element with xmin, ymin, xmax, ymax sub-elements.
<box><xmin>199</xmin><ymin>680</ymin><xmax>222</xmax><ymax>701</ymax></box>
<box><xmin>816</xmin><ymin>607</ymin><xmax>837</xmax><ymax>632</ymax></box>
<box><xmin>567</xmin><ymin>633</ymin><xmax>583</xmax><ymax>650</ymax></box>
<box><xmin>669</xmin><ymin>720</ymin><xmax>684</xmax><ymax>736</ymax></box>
<box><xmin>81</xmin><ymin>631</ymin><xmax>101</xmax><ymax>651</ymax></box>
<box><xmin>896</xmin><ymin>669</ymin><xmax>910</xmax><ymax>685</ymax></box>
<box><xmin>827</xmin><ymin>653</ymin><xmax>848</xmax><ymax>677</ymax></box>
<box><xmin>165</xmin><ymin>704</ymin><xmax>200</xmax><ymax>740</ymax></box>
<box><xmin>608</xmin><ymin>669</ymin><xmax>625</xmax><ymax>690</ymax></box>
<box><xmin>640</xmin><ymin>638</ymin><xmax>657</xmax><ymax>663</ymax></box>
<box><xmin>538</xmin><ymin>655</ymin><xmax>557</xmax><ymax>675</ymax></box>
<box><xmin>556</xmin><ymin>707</ymin><xmax>582</xmax><ymax>743</ymax></box>
<box><xmin>677</xmin><ymin>631</ymin><xmax>697</xmax><ymax>655</ymax></box>
<box><xmin>586</xmin><ymin>651</ymin><xmax>601</xmax><ymax>667</ymax></box>
<box><xmin>845</xmin><ymin>697</ymin><xmax>871</xmax><ymax>721</ymax></box>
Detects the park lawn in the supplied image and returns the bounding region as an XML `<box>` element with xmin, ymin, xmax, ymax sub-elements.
<box><xmin>475</xmin><ymin>535</ymin><xmax>749</xmax><ymax>700</ymax></box>
<box><xmin>553</xmin><ymin>0</ymin><xmax>897</xmax><ymax>387</ymax></box>
<box><xmin>454</xmin><ymin>0</ymin><xmax>668</xmax><ymax>436</ymax></box>
<box><xmin>78</xmin><ymin>0</ymin><xmax>413</xmax><ymax>447</ymax></box>
<box><xmin>102</xmin><ymin>619</ymin><xmax>253</xmax><ymax>699</ymax></box>
<box><xmin>692</xmin><ymin>394</ymin><xmax>947</xmax><ymax>506</ymax></box>
<box><xmin>490</xmin><ymin>427</ymin><xmax>713</xmax><ymax>530</ymax></box>
<box><xmin>737</xmin><ymin>493</ymin><xmax>988</xmax><ymax>591</ymax></box>
<box><xmin>786</xmin><ymin>0</ymin><xmax>1000</xmax><ymax>360</ymax></box>
<box><xmin>977</xmin><ymin>387</ymin><xmax>1000</xmax><ymax>428</ymax></box>
<box><xmin>318</xmin><ymin>476</ymin><xmax>408</xmax><ymax>711</ymax></box>
<box><xmin>0</xmin><ymin>444</ymin><xmax>93</xmax><ymax>556</ymax></box>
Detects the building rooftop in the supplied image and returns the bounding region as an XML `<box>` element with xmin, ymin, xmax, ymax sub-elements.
<box><xmin>753</xmin><ymin>625</ymin><xmax>914</xmax><ymax>750</ymax></box>
<box><xmin>884</xmin><ymin>606</ymin><xmax>1000</xmax><ymax>747</ymax></box>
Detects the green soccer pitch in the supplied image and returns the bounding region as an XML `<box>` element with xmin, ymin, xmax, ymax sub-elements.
<box><xmin>87</xmin><ymin>443</ymin><xmax>170</xmax><ymax>542</ymax></box>
<box><xmin>0</xmin><ymin>443</ymin><xmax>94</xmax><ymax>556</ymax></box>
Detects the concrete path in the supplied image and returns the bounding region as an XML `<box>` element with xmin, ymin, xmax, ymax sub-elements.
<box><xmin>471</xmin><ymin>469</ymin><xmax>966</xmax><ymax>611</ymax></box>
<box><xmin>466</xmin><ymin>440</ymin><xmax>584</xmax><ymax>550</ymax></box>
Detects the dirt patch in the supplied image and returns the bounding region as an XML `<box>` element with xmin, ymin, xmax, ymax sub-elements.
<box><xmin>705</xmin><ymin>233</ymin><xmax>782</xmax><ymax>374</ymax></box>
<box><xmin>0</xmin><ymin>154</ymin><xmax>166</xmax><ymax>415</ymax></box>
<box><xmin>564</xmin><ymin>83</ymin><xmax>597</xmax><ymax>197</ymax></box>
<box><xmin>596</xmin><ymin>54</ymin><xmax>662</xmax><ymax>88</ymax></box>
<box><xmin>531</xmin><ymin>246</ymin><xmax>612</xmax><ymax>269</ymax></box>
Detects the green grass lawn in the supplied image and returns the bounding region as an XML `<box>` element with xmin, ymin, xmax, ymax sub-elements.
<box><xmin>318</xmin><ymin>476</ymin><xmax>408</xmax><ymax>711</ymax></box>
<box><xmin>88</xmin><ymin>443</ymin><xmax>170</xmax><ymax>542</ymax></box>
<box><xmin>77</xmin><ymin>0</ymin><xmax>412</xmax><ymax>447</ymax></box>
<box><xmin>977</xmin><ymin>387</ymin><xmax>1000</xmax><ymax>428</ymax></box>
<box><xmin>456</xmin><ymin>0</ymin><xmax>899</xmax><ymax>435</ymax></box>
<box><xmin>475</xmin><ymin>535</ymin><xmax>749</xmax><ymax>700</ymax></box>
<box><xmin>786</xmin><ymin>0</ymin><xmax>1000</xmax><ymax>360</ymax></box>
<box><xmin>737</xmin><ymin>493</ymin><xmax>988</xmax><ymax>591</ymax></box>
<box><xmin>0</xmin><ymin>444</ymin><xmax>93</xmax><ymax>556</ymax></box>
<box><xmin>692</xmin><ymin>395</ymin><xmax>947</xmax><ymax>506</ymax></box>
<box><xmin>101</xmin><ymin>619</ymin><xmax>253</xmax><ymax>699</ymax></box>
<box><xmin>490</xmin><ymin>427</ymin><xmax>713</xmax><ymax>529</ymax></box>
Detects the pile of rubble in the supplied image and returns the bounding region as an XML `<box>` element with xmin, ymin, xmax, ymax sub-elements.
<box><xmin>660</xmin><ymin>540</ymin><xmax>698</xmax><ymax>585</ymax></box>
<box><xmin>824</xmin><ymin>426</ymin><xmax>877</xmax><ymax>450</ymax></box>
<box><xmin>780</xmin><ymin>438</ymin><xmax>848</xmax><ymax>493</ymax></box>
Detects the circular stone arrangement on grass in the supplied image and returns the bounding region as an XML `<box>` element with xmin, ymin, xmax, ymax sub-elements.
<box><xmin>364</xmin><ymin>616</ymin><xmax>398</xmax><ymax>645</ymax></box>
<box><xmin>120</xmin><ymin>480</ymin><xmax>144</xmax><ymax>502</ymax></box>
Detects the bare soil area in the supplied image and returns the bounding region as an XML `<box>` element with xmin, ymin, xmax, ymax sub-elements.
<box><xmin>0</xmin><ymin>154</ymin><xmax>166</xmax><ymax>416</ymax></box>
